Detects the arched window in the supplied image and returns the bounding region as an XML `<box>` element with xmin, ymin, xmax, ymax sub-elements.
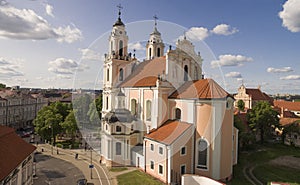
<box><xmin>149</xmin><ymin>48</ymin><xmax>152</xmax><ymax>59</ymax></box>
<box><xmin>175</xmin><ymin>108</ymin><xmax>181</xmax><ymax>120</ymax></box>
<box><xmin>131</xmin><ymin>99</ymin><xmax>137</xmax><ymax>116</ymax></box>
<box><xmin>116</xmin><ymin>125</ymin><xmax>122</xmax><ymax>132</ymax></box>
<box><xmin>110</xmin><ymin>41</ymin><xmax>113</xmax><ymax>53</ymax></box>
<box><xmin>107</xmin><ymin>68</ymin><xmax>110</xmax><ymax>81</ymax></box>
<box><xmin>146</xmin><ymin>100</ymin><xmax>152</xmax><ymax>121</ymax></box>
<box><xmin>119</xmin><ymin>40</ymin><xmax>123</xmax><ymax>56</ymax></box>
<box><xmin>157</xmin><ymin>48</ymin><xmax>161</xmax><ymax>57</ymax></box>
<box><xmin>116</xmin><ymin>142</ymin><xmax>121</xmax><ymax>155</ymax></box>
<box><xmin>197</xmin><ymin>139</ymin><xmax>208</xmax><ymax>169</ymax></box>
<box><xmin>119</xmin><ymin>68</ymin><xmax>124</xmax><ymax>81</ymax></box>
<box><xmin>106</xmin><ymin>96</ymin><xmax>109</xmax><ymax>110</ymax></box>
<box><xmin>184</xmin><ymin>65</ymin><xmax>188</xmax><ymax>81</ymax></box>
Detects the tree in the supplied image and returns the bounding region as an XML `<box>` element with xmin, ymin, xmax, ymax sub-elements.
<box><xmin>0</xmin><ymin>83</ymin><xmax>6</xmax><ymax>88</ymax></box>
<box><xmin>33</xmin><ymin>102</ymin><xmax>71</xmax><ymax>144</ymax></box>
<box><xmin>34</xmin><ymin>107</ymin><xmax>63</xmax><ymax>144</ymax></box>
<box><xmin>60</xmin><ymin>110</ymin><xmax>78</xmax><ymax>142</ymax></box>
<box><xmin>237</xmin><ymin>100</ymin><xmax>245</xmax><ymax>112</ymax></box>
<box><xmin>247</xmin><ymin>101</ymin><xmax>280</xmax><ymax>144</ymax></box>
<box><xmin>234</xmin><ymin>115</ymin><xmax>255</xmax><ymax>149</ymax></box>
<box><xmin>87</xmin><ymin>95</ymin><xmax>102</xmax><ymax>125</ymax></box>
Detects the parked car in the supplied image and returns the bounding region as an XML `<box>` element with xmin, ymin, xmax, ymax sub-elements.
<box><xmin>76</xmin><ymin>178</ymin><xmax>87</xmax><ymax>185</ymax></box>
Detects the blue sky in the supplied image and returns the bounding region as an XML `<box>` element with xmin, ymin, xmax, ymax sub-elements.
<box><xmin>0</xmin><ymin>0</ymin><xmax>299</xmax><ymax>94</ymax></box>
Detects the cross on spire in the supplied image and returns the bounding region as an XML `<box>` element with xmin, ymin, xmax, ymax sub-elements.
<box><xmin>117</xmin><ymin>4</ymin><xmax>123</xmax><ymax>18</ymax></box>
<box><xmin>153</xmin><ymin>15</ymin><xmax>158</xmax><ymax>27</ymax></box>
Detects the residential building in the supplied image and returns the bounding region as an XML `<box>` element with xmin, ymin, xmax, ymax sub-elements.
<box><xmin>100</xmin><ymin>8</ymin><xmax>238</xmax><ymax>184</ymax></box>
<box><xmin>0</xmin><ymin>89</ymin><xmax>48</xmax><ymax>128</ymax></box>
<box><xmin>0</xmin><ymin>126</ymin><xmax>36</xmax><ymax>185</ymax></box>
<box><xmin>274</xmin><ymin>100</ymin><xmax>300</xmax><ymax>118</ymax></box>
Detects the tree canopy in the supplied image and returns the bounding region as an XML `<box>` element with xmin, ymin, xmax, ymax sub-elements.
<box><xmin>247</xmin><ymin>101</ymin><xmax>280</xmax><ymax>144</ymax></box>
<box><xmin>237</xmin><ymin>100</ymin><xmax>245</xmax><ymax>112</ymax></box>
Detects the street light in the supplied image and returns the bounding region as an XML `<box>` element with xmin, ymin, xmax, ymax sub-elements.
<box><xmin>90</xmin><ymin>147</ymin><xmax>93</xmax><ymax>179</ymax></box>
<box><xmin>49</xmin><ymin>124</ymin><xmax>53</xmax><ymax>155</ymax></box>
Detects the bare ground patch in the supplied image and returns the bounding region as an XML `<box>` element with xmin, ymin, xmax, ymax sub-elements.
<box><xmin>269</xmin><ymin>155</ymin><xmax>300</xmax><ymax>169</ymax></box>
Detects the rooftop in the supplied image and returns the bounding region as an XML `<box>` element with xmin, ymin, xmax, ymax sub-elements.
<box><xmin>0</xmin><ymin>126</ymin><xmax>36</xmax><ymax>181</ymax></box>
<box><xmin>144</xmin><ymin>120</ymin><xmax>192</xmax><ymax>145</ymax></box>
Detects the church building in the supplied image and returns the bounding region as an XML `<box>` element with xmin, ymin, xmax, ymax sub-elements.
<box><xmin>100</xmin><ymin>7</ymin><xmax>238</xmax><ymax>184</ymax></box>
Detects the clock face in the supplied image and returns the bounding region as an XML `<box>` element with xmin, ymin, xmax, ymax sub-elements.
<box><xmin>119</xmin><ymin>31</ymin><xmax>122</xmax><ymax>34</ymax></box>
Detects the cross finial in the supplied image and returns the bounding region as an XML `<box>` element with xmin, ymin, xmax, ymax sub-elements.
<box><xmin>117</xmin><ymin>4</ymin><xmax>123</xmax><ymax>18</ymax></box>
<box><xmin>153</xmin><ymin>15</ymin><xmax>158</xmax><ymax>27</ymax></box>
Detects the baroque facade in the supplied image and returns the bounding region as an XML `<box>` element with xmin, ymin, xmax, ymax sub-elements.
<box><xmin>100</xmin><ymin>9</ymin><xmax>238</xmax><ymax>184</ymax></box>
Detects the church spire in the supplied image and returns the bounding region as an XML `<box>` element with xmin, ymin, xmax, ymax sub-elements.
<box><xmin>113</xmin><ymin>4</ymin><xmax>124</xmax><ymax>27</ymax></box>
<box><xmin>146</xmin><ymin>15</ymin><xmax>164</xmax><ymax>60</ymax></box>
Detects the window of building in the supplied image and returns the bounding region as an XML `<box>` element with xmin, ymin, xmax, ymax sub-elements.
<box><xmin>11</xmin><ymin>175</ymin><xmax>18</xmax><ymax>185</ymax></box>
<box><xmin>119</xmin><ymin>68</ymin><xmax>124</xmax><ymax>81</ymax></box>
<box><xmin>116</xmin><ymin>125</ymin><xmax>122</xmax><ymax>132</ymax></box>
<box><xmin>184</xmin><ymin>65</ymin><xmax>188</xmax><ymax>81</ymax></box>
<box><xmin>159</xmin><ymin>147</ymin><xmax>163</xmax><ymax>155</ymax></box>
<box><xmin>150</xmin><ymin>161</ymin><xmax>154</xmax><ymax>170</ymax></box>
<box><xmin>149</xmin><ymin>48</ymin><xmax>152</xmax><ymax>59</ymax></box>
<box><xmin>105</xmin><ymin>124</ymin><xmax>108</xmax><ymax>131</ymax></box>
<box><xmin>131</xmin><ymin>99</ymin><xmax>137</xmax><ymax>116</ymax></box>
<box><xmin>106</xmin><ymin>96</ymin><xmax>109</xmax><ymax>110</ymax></box>
<box><xmin>150</xmin><ymin>143</ymin><xmax>154</xmax><ymax>151</ymax></box>
<box><xmin>158</xmin><ymin>164</ymin><xmax>163</xmax><ymax>175</ymax></box>
<box><xmin>146</xmin><ymin>100</ymin><xmax>152</xmax><ymax>121</ymax></box>
<box><xmin>119</xmin><ymin>40</ymin><xmax>123</xmax><ymax>56</ymax></box>
<box><xmin>116</xmin><ymin>142</ymin><xmax>121</xmax><ymax>155</ymax></box>
<box><xmin>110</xmin><ymin>41</ymin><xmax>113</xmax><ymax>53</ymax></box>
<box><xmin>157</xmin><ymin>48</ymin><xmax>161</xmax><ymax>57</ymax></box>
<box><xmin>180</xmin><ymin>165</ymin><xmax>186</xmax><ymax>175</ymax></box>
<box><xmin>22</xmin><ymin>167</ymin><xmax>26</xmax><ymax>183</ymax></box>
<box><xmin>107</xmin><ymin>68</ymin><xmax>110</xmax><ymax>81</ymax></box>
<box><xmin>197</xmin><ymin>139</ymin><xmax>208</xmax><ymax>169</ymax></box>
<box><xmin>181</xmin><ymin>146</ymin><xmax>186</xmax><ymax>156</ymax></box>
<box><xmin>175</xmin><ymin>108</ymin><xmax>181</xmax><ymax>120</ymax></box>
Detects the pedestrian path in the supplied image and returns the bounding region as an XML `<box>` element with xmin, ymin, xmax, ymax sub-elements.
<box><xmin>36</xmin><ymin>144</ymin><xmax>113</xmax><ymax>185</ymax></box>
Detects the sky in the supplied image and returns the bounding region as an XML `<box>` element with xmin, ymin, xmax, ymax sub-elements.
<box><xmin>0</xmin><ymin>0</ymin><xmax>299</xmax><ymax>94</ymax></box>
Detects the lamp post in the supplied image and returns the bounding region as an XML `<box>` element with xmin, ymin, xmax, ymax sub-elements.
<box><xmin>90</xmin><ymin>147</ymin><xmax>93</xmax><ymax>179</ymax></box>
<box><xmin>49</xmin><ymin>124</ymin><xmax>53</xmax><ymax>155</ymax></box>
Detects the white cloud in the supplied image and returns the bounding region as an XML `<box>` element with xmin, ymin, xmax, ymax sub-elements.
<box><xmin>0</xmin><ymin>3</ymin><xmax>81</xmax><ymax>43</ymax></box>
<box><xmin>185</xmin><ymin>27</ymin><xmax>210</xmax><ymax>41</ymax></box>
<box><xmin>267</xmin><ymin>67</ymin><xmax>293</xmax><ymax>73</ymax></box>
<box><xmin>280</xmin><ymin>75</ymin><xmax>300</xmax><ymax>80</ymax></box>
<box><xmin>225</xmin><ymin>72</ymin><xmax>242</xmax><ymax>78</ymax></box>
<box><xmin>211</xmin><ymin>54</ymin><xmax>253</xmax><ymax>68</ymax></box>
<box><xmin>79</xmin><ymin>48</ymin><xmax>101</xmax><ymax>61</ymax></box>
<box><xmin>279</xmin><ymin>0</ymin><xmax>300</xmax><ymax>32</ymax></box>
<box><xmin>0</xmin><ymin>57</ymin><xmax>24</xmax><ymax>77</ymax></box>
<box><xmin>48</xmin><ymin>58</ymin><xmax>88</xmax><ymax>75</ymax></box>
<box><xmin>128</xmin><ymin>42</ymin><xmax>145</xmax><ymax>51</ymax></box>
<box><xmin>57</xmin><ymin>74</ymin><xmax>72</xmax><ymax>79</ymax></box>
<box><xmin>54</xmin><ymin>25</ymin><xmax>82</xmax><ymax>43</ymax></box>
<box><xmin>211</xmin><ymin>24</ymin><xmax>238</xmax><ymax>35</ymax></box>
<box><xmin>45</xmin><ymin>4</ymin><xmax>54</xmax><ymax>17</ymax></box>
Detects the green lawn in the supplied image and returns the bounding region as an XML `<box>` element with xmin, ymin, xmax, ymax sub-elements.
<box><xmin>228</xmin><ymin>143</ymin><xmax>300</xmax><ymax>185</ymax></box>
<box><xmin>109</xmin><ymin>167</ymin><xmax>128</xmax><ymax>172</ymax></box>
<box><xmin>117</xmin><ymin>170</ymin><xmax>164</xmax><ymax>185</ymax></box>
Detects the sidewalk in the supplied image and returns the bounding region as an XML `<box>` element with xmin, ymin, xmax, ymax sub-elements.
<box><xmin>36</xmin><ymin>144</ymin><xmax>113</xmax><ymax>185</ymax></box>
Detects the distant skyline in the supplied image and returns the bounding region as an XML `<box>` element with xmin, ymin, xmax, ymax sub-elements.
<box><xmin>0</xmin><ymin>0</ymin><xmax>299</xmax><ymax>94</ymax></box>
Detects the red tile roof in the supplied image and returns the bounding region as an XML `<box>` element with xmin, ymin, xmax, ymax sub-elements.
<box><xmin>144</xmin><ymin>120</ymin><xmax>192</xmax><ymax>145</ymax></box>
<box><xmin>245</xmin><ymin>88</ymin><xmax>272</xmax><ymax>102</ymax></box>
<box><xmin>274</xmin><ymin>100</ymin><xmax>300</xmax><ymax>112</ymax></box>
<box><xmin>119</xmin><ymin>56</ymin><xmax>166</xmax><ymax>87</ymax></box>
<box><xmin>0</xmin><ymin>126</ymin><xmax>36</xmax><ymax>181</ymax></box>
<box><xmin>279</xmin><ymin>118</ymin><xmax>300</xmax><ymax>126</ymax></box>
<box><xmin>169</xmin><ymin>79</ymin><xmax>231</xmax><ymax>99</ymax></box>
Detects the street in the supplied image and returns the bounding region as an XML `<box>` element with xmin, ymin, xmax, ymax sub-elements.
<box><xmin>35</xmin><ymin>144</ymin><xmax>112</xmax><ymax>185</ymax></box>
<box><xmin>34</xmin><ymin>153</ymin><xmax>85</xmax><ymax>185</ymax></box>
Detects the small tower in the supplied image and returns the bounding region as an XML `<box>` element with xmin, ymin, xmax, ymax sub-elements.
<box><xmin>109</xmin><ymin>4</ymin><xmax>128</xmax><ymax>58</ymax></box>
<box><xmin>146</xmin><ymin>15</ymin><xmax>165</xmax><ymax>60</ymax></box>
